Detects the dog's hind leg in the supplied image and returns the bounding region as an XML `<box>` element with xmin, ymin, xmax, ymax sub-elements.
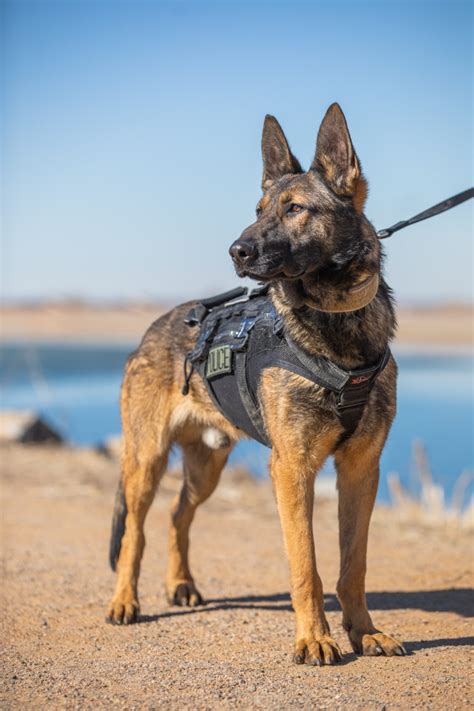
<box><xmin>107</xmin><ymin>347</ymin><xmax>176</xmax><ymax>624</ymax></box>
<box><xmin>166</xmin><ymin>434</ymin><xmax>232</xmax><ymax>606</ymax></box>
<box><xmin>335</xmin><ymin>431</ymin><xmax>406</xmax><ymax>657</ymax></box>
<box><xmin>107</xmin><ymin>443</ymin><xmax>168</xmax><ymax>624</ymax></box>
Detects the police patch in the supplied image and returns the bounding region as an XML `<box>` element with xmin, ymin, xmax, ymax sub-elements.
<box><xmin>206</xmin><ymin>345</ymin><xmax>232</xmax><ymax>379</ymax></box>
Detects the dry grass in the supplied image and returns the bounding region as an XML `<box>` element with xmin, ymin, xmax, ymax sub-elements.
<box><xmin>388</xmin><ymin>440</ymin><xmax>474</xmax><ymax>530</ymax></box>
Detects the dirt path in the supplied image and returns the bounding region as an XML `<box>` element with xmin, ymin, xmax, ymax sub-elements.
<box><xmin>1</xmin><ymin>444</ymin><xmax>473</xmax><ymax>709</ymax></box>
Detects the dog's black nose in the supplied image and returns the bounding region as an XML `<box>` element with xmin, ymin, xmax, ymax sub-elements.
<box><xmin>229</xmin><ymin>239</ymin><xmax>257</xmax><ymax>266</ymax></box>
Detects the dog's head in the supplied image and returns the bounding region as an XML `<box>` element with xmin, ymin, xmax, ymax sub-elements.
<box><xmin>229</xmin><ymin>104</ymin><xmax>381</xmax><ymax>310</ymax></box>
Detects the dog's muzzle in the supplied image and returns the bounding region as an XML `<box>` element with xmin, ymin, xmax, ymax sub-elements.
<box><xmin>229</xmin><ymin>239</ymin><xmax>257</xmax><ymax>269</ymax></box>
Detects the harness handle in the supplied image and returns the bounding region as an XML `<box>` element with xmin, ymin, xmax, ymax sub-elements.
<box><xmin>377</xmin><ymin>187</ymin><xmax>473</xmax><ymax>239</ymax></box>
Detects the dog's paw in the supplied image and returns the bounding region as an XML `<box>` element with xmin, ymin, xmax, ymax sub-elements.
<box><xmin>293</xmin><ymin>635</ymin><xmax>343</xmax><ymax>666</ymax></box>
<box><xmin>166</xmin><ymin>580</ymin><xmax>204</xmax><ymax>607</ymax></box>
<box><xmin>106</xmin><ymin>595</ymin><xmax>139</xmax><ymax>625</ymax></box>
<box><xmin>349</xmin><ymin>629</ymin><xmax>406</xmax><ymax>657</ymax></box>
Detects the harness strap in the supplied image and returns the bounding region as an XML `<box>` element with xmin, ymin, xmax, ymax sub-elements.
<box><xmin>336</xmin><ymin>398</ymin><xmax>369</xmax><ymax>442</ymax></box>
<box><xmin>234</xmin><ymin>351</ymin><xmax>268</xmax><ymax>445</ymax></box>
<box><xmin>284</xmin><ymin>337</ymin><xmax>350</xmax><ymax>390</ymax></box>
<box><xmin>335</xmin><ymin>346</ymin><xmax>391</xmax><ymax>440</ymax></box>
<box><xmin>285</xmin><ymin>336</ymin><xmax>391</xmax><ymax>440</ymax></box>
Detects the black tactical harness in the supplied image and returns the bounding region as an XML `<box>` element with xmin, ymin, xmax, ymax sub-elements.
<box><xmin>182</xmin><ymin>286</ymin><xmax>390</xmax><ymax>447</ymax></box>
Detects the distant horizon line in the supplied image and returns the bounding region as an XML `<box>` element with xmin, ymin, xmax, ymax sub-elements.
<box><xmin>2</xmin><ymin>295</ymin><xmax>473</xmax><ymax>310</ymax></box>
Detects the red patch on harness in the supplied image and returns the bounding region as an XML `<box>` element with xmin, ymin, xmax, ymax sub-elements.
<box><xmin>350</xmin><ymin>375</ymin><xmax>371</xmax><ymax>385</ymax></box>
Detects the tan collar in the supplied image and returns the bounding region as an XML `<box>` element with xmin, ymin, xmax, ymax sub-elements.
<box><xmin>303</xmin><ymin>273</ymin><xmax>380</xmax><ymax>313</ymax></box>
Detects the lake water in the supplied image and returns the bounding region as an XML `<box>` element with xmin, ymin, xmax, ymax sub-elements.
<box><xmin>1</xmin><ymin>342</ymin><xmax>472</xmax><ymax>504</ymax></box>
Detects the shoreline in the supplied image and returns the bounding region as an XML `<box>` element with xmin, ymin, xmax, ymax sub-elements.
<box><xmin>2</xmin><ymin>339</ymin><xmax>473</xmax><ymax>357</ymax></box>
<box><xmin>1</xmin><ymin>302</ymin><xmax>473</xmax><ymax>352</ymax></box>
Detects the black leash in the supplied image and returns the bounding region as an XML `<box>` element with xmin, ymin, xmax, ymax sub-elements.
<box><xmin>377</xmin><ymin>187</ymin><xmax>473</xmax><ymax>239</ymax></box>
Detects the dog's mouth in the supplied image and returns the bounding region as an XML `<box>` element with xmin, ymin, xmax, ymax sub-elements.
<box><xmin>238</xmin><ymin>260</ymin><xmax>379</xmax><ymax>301</ymax></box>
<box><xmin>238</xmin><ymin>267</ymin><xmax>306</xmax><ymax>282</ymax></box>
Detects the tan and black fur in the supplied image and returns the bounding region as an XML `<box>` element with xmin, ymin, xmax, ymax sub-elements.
<box><xmin>107</xmin><ymin>104</ymin><xmax>406</xmax><ymax>665</ymax></box>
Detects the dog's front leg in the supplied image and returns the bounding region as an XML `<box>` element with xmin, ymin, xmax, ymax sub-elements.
<box><xmin>335</xmin><ymin>431</ymin><xmax>406</xmax><ymax>657</ymax></box>
<box><xmin>270</xmin><ymin>450</ymin><xmax>342</xmax><ymax>666</ymax></box>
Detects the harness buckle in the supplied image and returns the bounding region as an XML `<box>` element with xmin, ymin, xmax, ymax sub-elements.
<box><xmin>232</xmin><ymin>316</ymin><xmax>257</xmax><ymax>351</ymax></box>
<box><xmin>184</xmin><ymin>303</ymin><xmax>208</xmax><ymax>326</ymax></box>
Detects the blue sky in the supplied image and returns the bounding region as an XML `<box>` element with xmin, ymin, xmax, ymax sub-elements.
<box><xmin>2</xmin><ymin>0</ymin><xmax>472</xmax><ymax>304</ymax></box>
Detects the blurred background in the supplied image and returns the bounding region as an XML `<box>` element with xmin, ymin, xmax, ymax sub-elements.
<box><xmin>1</xmin><ymin>0</ymin><xmax>473</xmax><ymax>507</ymax></box>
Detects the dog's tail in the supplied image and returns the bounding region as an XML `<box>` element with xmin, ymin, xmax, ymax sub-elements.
<box><xmin>109</xmin><ymin>477</ymin><xmax>127</xmax><ymax>571</ymax></box>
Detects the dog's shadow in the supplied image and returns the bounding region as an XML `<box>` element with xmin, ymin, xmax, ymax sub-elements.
<box><xmin>137</xmin><ymin>587</ymin><xmax>474</xmax><ymax>654</ymax></box>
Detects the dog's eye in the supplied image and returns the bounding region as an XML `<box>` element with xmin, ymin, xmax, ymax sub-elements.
<box><xmin>287</xmin><ymin>203</ymin><xmax>304</xmax><ymax>214</ymax></box>
<box><xmin>255</xmin><ymin>206</ymin><xmax>262</xmax><ymax>217</ymax></box>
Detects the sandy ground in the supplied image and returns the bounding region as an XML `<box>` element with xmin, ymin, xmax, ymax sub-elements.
<box><xmin>1</xmin><ymin>443</ymin><xmax>473</xmax><ymax>710</ymax></box>
<box><xmin>1</xmin><ymin>302</ymin><xmax>473</xmax><ymax>347</ymax></box>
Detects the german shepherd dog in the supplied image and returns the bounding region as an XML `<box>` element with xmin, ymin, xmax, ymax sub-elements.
<box><xmin>107</xmin><ymin>104</ymin><xmax>406</xmax><ymax>665</ymax></box>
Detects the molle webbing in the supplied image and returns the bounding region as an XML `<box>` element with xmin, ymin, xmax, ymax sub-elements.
<box><xmin>183</xmin><ymin>287</ymin><xmax>390</xmax><ymax>447</ymax></box>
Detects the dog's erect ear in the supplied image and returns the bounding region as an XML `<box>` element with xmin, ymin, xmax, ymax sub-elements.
<box><xmin>310</xmin><ymin>103</ymin><xmax>368</xmax><ymax>213</ymax></box>
<box><xmin>261</xmin><ymin>115</ymin><xmax>302</xmax><ymax>192</ymax></box>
